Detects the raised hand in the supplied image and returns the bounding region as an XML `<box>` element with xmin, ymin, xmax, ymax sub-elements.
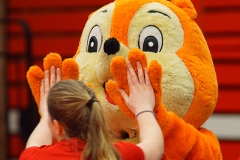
<box><xmin>39</xmin><ymin>66</ymin><xmax>61</xmax><ymax>116</ymax></box>
<box><xmin>119</xmin><ymin>61</ymin><xmax>155</xmax><ymax>115</ymax></box>
<box><xmin>27</xmin><ymin>53</ymin><xmax>79</xmax><ymax>113</ymax></box>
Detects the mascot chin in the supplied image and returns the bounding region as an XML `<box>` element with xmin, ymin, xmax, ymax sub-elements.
<box><xmin>27</xmin><ymin>0</ymin><xmax>222</xmax><ymax>159</ymax></box>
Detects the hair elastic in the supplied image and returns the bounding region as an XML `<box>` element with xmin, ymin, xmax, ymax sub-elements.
<box><xmin>86</xmin><ymin>98</ymin><xmax>95</xmax><ymax>107</ymax></box>
<box><xmin>135</xmin><ymin>110</ymin><xmax>156</xmax><ymax>120</ymax></box>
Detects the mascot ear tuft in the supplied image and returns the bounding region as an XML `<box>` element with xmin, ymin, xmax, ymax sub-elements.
<box><xmin>170</xmin><ymin>0</ymin><xmax>197</xmax><ymax>19</ymax></box>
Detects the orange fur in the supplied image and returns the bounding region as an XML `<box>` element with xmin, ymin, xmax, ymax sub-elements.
<box><xmin>173</xmin><ymin>7</ymin><xmax>217</xmax><ymax>128</ymax></box>
<box><xmin>62</xmin><ymin>58</ymin><xmax>79</xmax><ymax>80</ymax></box>
<box><xmin>27</xmin><ymin>66</ymin><xmax>44</xmax><ymax>108</ymax></box>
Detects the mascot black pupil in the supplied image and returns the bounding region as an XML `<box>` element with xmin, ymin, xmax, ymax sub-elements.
<box><xmin>143</xmin><ymin>36</ymin><xmax>158</xmax><ymax>53</ymax></box>
<box><xmin>88</xmin><ymin>36</ymin><xmax>98</xmax><ymax>52</ymax></box>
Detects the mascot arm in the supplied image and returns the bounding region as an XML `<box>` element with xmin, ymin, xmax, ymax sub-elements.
<box><xmin>27</xmin><ymin>53</ymin><xmax>79</xmax><ymax>115</ymax></box>
<box><xmin>161</xmin><ymin>111</ymin><xmax>222</xmax><ymax>159</ymax></box>
<box><xmin>147</xmin><ymin>59</ymin><xmax>221</xmax><ymax>159</ymax></box>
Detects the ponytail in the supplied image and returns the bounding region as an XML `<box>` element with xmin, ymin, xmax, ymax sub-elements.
<box><xmin>80</xmin><ymin>83</ymin><xmax>120</xmax><ymax>160</ymax></box>
<box><xmin>81</xmin><ymin>101</ymin><xmax>120</xmax><ymax>160</ymax></box>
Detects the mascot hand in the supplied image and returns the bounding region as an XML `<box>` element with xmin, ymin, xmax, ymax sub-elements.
<box><xmin>27</xmin><ymin>53</ymin><xmax>79</xmax><ymax>114</ymax></box>
<box><xmin>106</xmin><ymin>49</ymin><xmax>169</xmax><ymax>128</ymax></box>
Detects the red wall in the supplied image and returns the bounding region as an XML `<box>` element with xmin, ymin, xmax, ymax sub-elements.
<box><xmin>7</xmin><ymin>0</ymin><xmax>240</xmax><ymax>159</ymax></box>
<box><xmin>192</xmin><ymin>0</ymin><xmax>240</xmax><ymax>159</ymax></box>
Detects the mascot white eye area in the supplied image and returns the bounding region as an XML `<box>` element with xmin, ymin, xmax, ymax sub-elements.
<box><xmin>87</xmin><ymin>25</ymin><xmax>103</xmax><ymax>53</ymax></box>
<box><xmin>139</xmin><ymin>25</ymin><xmax>163</xmax><ymax>53</ymax></box>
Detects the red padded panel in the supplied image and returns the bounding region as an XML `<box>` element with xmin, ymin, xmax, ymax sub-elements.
<box><xmin>7</xmin><ymin>23</ymin><xmax>24</xmax><ymax>34</ymax></box>
<box><xmin>7</xmin><ymin>61</ymin><xmax>18</xmax><ymax>82</ymax></box>
<box><xmin>32</xmin><ymin>36</ymin><xmax>80</xmax><ymax>57</ymax></box>
<box><xmin>8</xmin><ymin>12</ymin><xmax>90</xmax><ymax>33</ymax></box>
<box><xmin>191</xmin><ymin>0</ymin><xmax>204</xmax><ymax>27</ymax></box>
<box><xmin>207</xmin><ymin>36</ymin><xmax>240</xmax><ymax>59</ymax></box>
<box><xmin>8</xmin><ymin>36</ymin><xmax>80</xmax><ymax>57</ymax></box>
<box><xmin>8</xmin><ymin>87</ymin><xmax>18</xmax><ymax>108</ymax></box>
<box><xmin>204</xmin><ymin>0</ymin><xmax>240</xmax><ymax>7</ymax></box>
<box><xmin>7</xmin><ymin>59</ymin><xmax>31</xmax><ymax>109</ymax></box>
<box><xmin>7</xmin><ymin>37</ymin><xmax>26</xmax><ymax>54</ymax></box>
<box><xmin>8</xmin><ymin>86</ymin><xmax>29</xmax><ymax>109</ymax></box>
<box><xmin>220</xmin><ymin>141</ymin><xmax>240</xmax><ymax>160</ymax></box>
<box><xmin>215</xmin><ymin>64</ymin><xmax>240</xmax><ymax>86</ymax></box>
<box><xmin>8</xmin><ymin>135</ymin><xmax>25</xmax><ymax>157</ymax></box>
<box><xmin>31</xmin><ymin>59</ymin><xmax>45</xmax><ymax>69</ymax></box>
<box><xmin>8</xmin><ymin>0</ymin><xmax>113</xmax><ymax>8</ymax></box>
<box><xmin>7</xmin><ymin>60</ymin><xmax>27</xmax><ymax>82</ymax></box>
<box><xmin>215</xmin><ymin>90</ymin><xmax>240</xmax><ymax>113</ymax></box>
<box><xmin>203</xmin><ymin>12</ymin><xmax>240</xmax><ymax>33</ymax></box>
<box><xmin>20</xmin><ymin>86</ymin><xmax>29</xmax><ymax>109</ymax></box>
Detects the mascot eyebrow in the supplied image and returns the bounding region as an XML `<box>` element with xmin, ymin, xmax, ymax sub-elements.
<box><xmin>101</xmin><ymin>10</ymin><xmax>107</xmax><ymax>13</ymax></box>
<box><xmin>148</xmin><ymin>10</ymin><xmax>171</xmax><ymax>19</ymax></box>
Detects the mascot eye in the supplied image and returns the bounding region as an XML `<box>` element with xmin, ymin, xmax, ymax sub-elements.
<box><xmin>87</xmin><ymin>25</ymin><xmax>102</xmax><ymax>53</ymax></box>
<box><xmin>139</xmin><ymin>26</ymin><xmax>163</xmax><ymax>53</ymax></box>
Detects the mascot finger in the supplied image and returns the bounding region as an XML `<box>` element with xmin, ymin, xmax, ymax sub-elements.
<box><xmin>148</xmin><ymin>60</ymin><xmax>169</xmax><ymax>128</ymax></box>
<box><xmin>110</xmin><ymin>56</ymin><xmax>129</xmax><ymax>93</ymax></box>
<box><xmin>62</xmin><ymin>58</ymin><xmax>79</xmax><ymax>80</ymax></box>
<box><xmin>106</xmin><ymin>80</ymin><xmax>135</xmax><ymax>119</ymax></box>
<box><xmin>148</xmin><ymin>60</ymin><xmax>162</xmax><ymax>108</ymax></box>
<box><xmin>128</xmin><ymin>48</ymin><xmax>147</xmax><ymax>73</ymax></box>
<box><xmin>26</xmin><ymin>65</ymin><xmax>44</xmax><ymax>109</ymax></box>
<box><xmin>43</xmin><ymin>52</ymin><xmax>62</xmax><ymax>73</ymax></box>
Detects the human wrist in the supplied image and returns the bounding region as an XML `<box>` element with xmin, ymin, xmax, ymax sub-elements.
<box><xmin>41</xmin><ymin>111</ymin><xmax>50</xmax><ymax>119</ymax></box>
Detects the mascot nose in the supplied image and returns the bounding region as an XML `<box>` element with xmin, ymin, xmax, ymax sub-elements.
<box><xmin>104</xmin><ymin>38</ymin><xmax>120</xmax><ymax>55</ymax></box>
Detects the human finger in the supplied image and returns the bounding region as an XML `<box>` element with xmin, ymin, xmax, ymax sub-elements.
<box><xmin>40</xmin><ymin>79</ymin><xmax>44</xmax><ymax>99</ymax></box>
<box><xmin>56</xmin><ymin>68</ymin><xmax>61</xmax><ymax>83</ymax></box>
<box><xmin>127</xmin><ymin>62</ymin><xmax>138</xmax><ymax>85</ymax></box>
<box><xmin>144</xmin><ymin>68</ymin><xmax>152</xmax><ymax>87</ymax></box>
<box><xmin>44</xmin><ymin>70</ymin><xmax>50</xmax><ymax>94</ymax></box>
<box><xmin>137</xmin><ymin>61</ymin><xmax>145</xmax><ymax>85</ymax></box>
<box><xmin>50</xmin><ymin>66</ymin><xmax>56</xmax><ymax>88</ymax></box>
<box><xmin>118</xmin><ymin>89</ymin><xmax>129</xmax><ymax>104</ymax></box>
<box><xmin>127</xmin><ymin>68</ymin><xmax>134</xmax><ymax>91</ymax></box>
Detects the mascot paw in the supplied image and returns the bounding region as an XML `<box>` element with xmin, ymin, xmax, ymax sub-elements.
<box><xmin>27</xmin><ymin>53</ymin><xmax>79</xmax><ymax>113</ymax></box>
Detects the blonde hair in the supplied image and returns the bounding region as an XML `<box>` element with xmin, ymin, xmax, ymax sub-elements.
<box><xmin>47</xmin><ymin>80</ymin><xmax>120</xmax><ymax>160</ymax></box>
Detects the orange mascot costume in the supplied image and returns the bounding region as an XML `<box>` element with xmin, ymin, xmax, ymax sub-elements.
<box><xmin>27</xmin><ymin>0</ymin><xmax>222</xmax><ymax>159</ymax></box>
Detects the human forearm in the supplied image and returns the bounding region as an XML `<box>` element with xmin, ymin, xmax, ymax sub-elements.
<box><xmin>26</xmin><ymin>113</ymin><xmax>52</xmax><ymax>148</ymax></box>
<box><xmin>118</xmin><ymin>61</ymin><xmax>164</xmax><ymax>159</ymax></box>
<box><xmin>137</xmin><ymin>111</ymin><xmax>164</xmax><ymax>160</ymax></box>
<box><xmin>25</xmin><ymin>67</ymin><xmax>60</xmax><ymax>149</ymax></box>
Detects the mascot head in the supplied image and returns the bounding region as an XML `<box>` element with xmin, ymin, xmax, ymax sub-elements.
<box><xmin>74</xmin><ymin>0</ymin><xmax>218</xmax><ymax>142</ymax></box>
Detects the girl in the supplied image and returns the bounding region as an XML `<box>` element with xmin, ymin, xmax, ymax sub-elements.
<box><xmin>19</xmin><ymin>62</ymin><xmax>164</xmax><ymax>160</ymax></box>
